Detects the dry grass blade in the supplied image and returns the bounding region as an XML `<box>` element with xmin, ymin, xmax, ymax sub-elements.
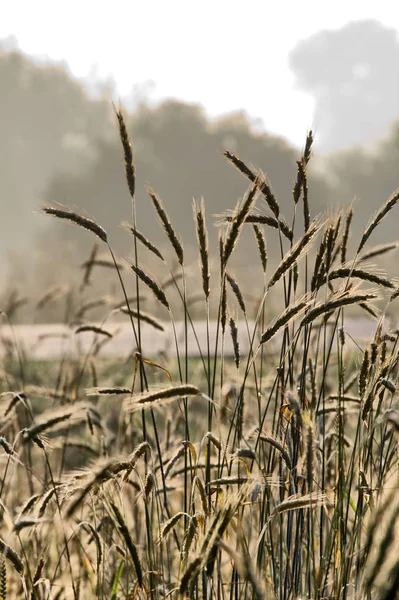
<box><xmin>257</xmin><ymin>170</ymin><xmax>280</xmax><ymax>218</ymax></box>
<box><xmin>390</xmin><ymin>287</ymin><xmax>399</xmax><ymax>303</ymax></box>
<box><xmin>124</xmin><ymin>385</ymin><xmax>200</xmax><ymax>412</ymax></box>
<box><xmin>217</xmin><ymin>211</ymin><xmax>292</xmax><ymax>241</ymax></box>
<box><xmin>65</xmin><ymin>457</ymin><xmax>136</xmax><ymax>517</ymax></box>
<box><xmin>318</xmin><ymin>266</ymin><xmax>395</xmax><ymax>289</ymax></box>
<box><xmin>305</xmin><ymin>426</ymin><xmax>314</xmax><ymax>490</ymax></box>
<box><xmin>363</xmin><ymin>501</ymin><xmax>399</xmax><ymax>591</ymax></box>
<box><xmin>224</xmin><ymin>150</ymin><xmax>257</xmax><ymax>184</ymax></box>
<box><xmin>218</xmin><ymin>212</ymin><xmax>278</xmax><ymax>228</ymax></box>
<box><xmin>223</xmin><ymin>181</ymin><xmax>259</xmax><ymax>267</ymax></box>
<box><xmin>229</xmin><ymin>317</ymin><xmax>240</xmax><ymax>369</ymax></box>
<box><xmin>0</xmin><ymin>538</ymin><xmax>24</xmax><ymax>575</ymax></box>
<box><xmin>119</xmin><ymin>307</ymin><xmax>165</xmax><ymax>331</ymax></box>
<box><xmin>0</xmin><ymin>437</ymin><xmax>14</xmax><ymax>455</ymax></box>
<box><xmin>378</xmin><ymin>556</ymin><xmax>399</xmax><ymax>600</ymax></box>
<box><xmin>86</xmin><ymin>386</ymin><xmax>131</xmax><ymax>396</ymax></box>
<box><xmin>144</xmin><ymin>472</ymin><xmax>156</xmax><ymax>498</ymax></box>
<box><xmin>80</xmin><ymin>258</ymin><xmax>125</xmax><ymax>270</ymax></box>
<box><xmin>300</xmin><ymin>160</ymin><xmax>310</xmax><ymax>230</ymax></box>
<box><xmin>75</xmin><ymin>297</ymin><xmax>113</xmax><ymax>319</ymax></box>
<box><xmin>202</xmin><ymin>495</ymin><xmax>242</xmax><ymax>578</ymax></box>
<box><xmin>201</xmin><ymin>431</ymin><xmax>222</xmax><ymax>451</ymax></box>
<box><xmin>208</xmin><ymin>476</ymin><xmax>249</xmax><ymax>486</ymax></box>
<box><xmin>256</xmin><ymin>432</ymin><xmax>293</xmax><ymax>470</ymax></box>
<box><xmin>113</xmin><ymin>295</ymin><xmax>147</xmax><ymax>309</ymax></box>
<box><xmin>194</xmin><ymin>476</ymin><xmax>210</xmax><ymax>516</ymax></box>
<box><xmin>36</xmin><ymin>284</ymin><xmax>69</xmax><ymax>311</ymax></box>
<box><xmin>13</xmin><ymin>518</ymin><xmax>48</xmax><ymax>533</ymax></box>
<box><xmin>359</xmin><ymin>241</ymin><xmax>399</xmax><ymax>262</ymax></box>
<box><xmin>22</xmin><ymin>402</ymin><xmax>89</xmax><ymax>440</ymax></box>
<box><xmin>110</xmin><ymin>502</ymin><xmax>143</xmax><ymax>588</ymax></box>
<box><xmin>75</xmin><ymin>325</ymin><xmax>113</xmax><ymax>338</ymax></box>
<box><xmin>252</xmin><ymin>225</ymin><xmax>267</xmax><ymax>273</ymax></box>
<box><xmin>301</xmin><ymin>289</ymin><xmax>377</xmax><ymax>326</ymax></box>
<box><xmin>260</xmin><ymin>297</ymin><xmax>309</xmax><ymax>345</ymax></box>
<box><xmin>358</xmin><ymin>187</ymin><xmax>399</xmax><ymax>252</ymax></box>
<box><xmin>1</xmin><ymin>290</ymin><xmax>28</xmax><ymax>317</ymax></box>
<box><xmin>121</xmin><ymin>222</ymin><xmax>164</xmax><ymax>261</ymax></box>
<box><xmin>226</xmin><ymin>273</ymin><xmax>246</xmax><ymax>313</ymax></box>
<box><xmin>130</xmin><ymin>264</ymin><xmax>169</xmax><ymax>309</ymax></box>
<box><xmin>274</xmin><ymin>492</ymin><xmax>329</xmax><ymax>514</ymax></box>
<box><xmin>295</xmin><ymin>131</ymin><xmax>314</xmax><ymax>229</ymax></box>
<box><xmin>147</xmin><ymin>186</ymin><xmax>184</xmax><ymax>265</ymax></box>
<box><xmin>219</xmin><ymin>231</ymin><xmax>224</xmax><ymax>278</ymax></box>
<box><xmin>321</xmin><ymin>216</ymin><xmax>341</xmax><ymax>275</ymax></box>
<box><xmin>16</xmin><ymin>495</ymin><xmax>40</xmax><ymax>521</ymax></box>
<box><xmin>159</xmin><ymin>512</ymin><xmax>186</xmax><ymax>543</ymax></box>
<box><xmin>181</xmin><ymin>518</ymin><xmax>198</xmax><ymax>564</ymax></box>
<box><xmin>164</xmin><ymin>445</ymin><xmax>186</xmax><ymax>479</ymax></box>
<box><xmin>81</xmin><ymin>241</ymin><xmax>99</xmax><ymax>289</ymax></box>
<box><xmin>360</xmin><ymin>302</ymin><xmax>380</xmax><ymax>319</ymax></box>
<box><xmin>129</xmin><ymin>441</ymin><xmax>152</xmax><ymax>466</ymax></box>
<box><xmin>303</xmin><ymin>130</ymin><xmax>314</xmax><ymax>165</ymax></box>
<box><xmin>218</xmin><ymin>539</ymin><xmax>264</xmax><ymax>600</ymax></box>
<box><xmin>268</xmin><ymin>220</ymin><xmax>320</xmax><ymax>289</ymax></box>
<box><xmin>115</xmin><ymin>107</ymin><xmax>135</xmax><ymax>198</ymax></box>
<box><xmin>310</xmin><ymin>243</ymin><xmax>326</xmax><ymax>293</ymax></box>
<box><xmin>32</xmin><ymin>555</ymin><xmax>46</xmax><ymax>590</ymax></box>
<box><xmin>37</xmin><ymin>486</ymin><xmax>59</xmax><ymax>517</ymax></box>
<box><xmin>341</xmin><ymin>203</ymin><xmax>354</xmax><ymax>264</ymax></box>
<box><xmin>224</xmin><ymin>151</ymin><xmax>279</xmax><ymax>217</ymax></box>
<box><xmin>232</xmin><ymin>448</ymin><xmax>256</xmax><ymax>460</ymax></box>
<box><xmin>194</xmin><ymin>198</ymin><xmax>210</xmax><ymax>299</ymax></box>
<box><xmin>293</xmin><ymin>159</ymin><xmax>304</xmax><ymax>205</ymax></box>
<box><xmin>179</xmin><ymin>556</ymin><xmax>202</xmax><ymax>598</ymax></box>
<box><xmin>42</xmin><ymin>206</ymin><xmax>107</xmax><ymax>243</ymax></box>
<box><xmin>361</xmin><ymin>487</ymin><xmax>396</xmax><ymax>572</ymax></box>
<box><xmin>221</xmin><ymin>279</ymin><xmax>227</xmax><ymax>334</ymax></box>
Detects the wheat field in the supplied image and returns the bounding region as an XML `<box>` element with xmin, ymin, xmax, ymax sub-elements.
<box><xmin>1</xmin><ymin>112</ymin><xmax>399</xmax><ymax>599</ymax></box>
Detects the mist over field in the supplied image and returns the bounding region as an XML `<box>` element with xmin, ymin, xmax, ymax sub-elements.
<box><xmin>3</xmin><ymin>18</ymin><xmax>399</xmax><ymax>320</ymax></box>
<box><xmin>4</xmin><ymin>12</ymin><xmax>399</xmax><ymax>599</ymax></box>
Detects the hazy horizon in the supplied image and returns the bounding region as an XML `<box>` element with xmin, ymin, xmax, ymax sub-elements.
<box><xmin>3</xmin><ymin>1</ymin><xmax>399</xmax><ymax>150</ymax></box>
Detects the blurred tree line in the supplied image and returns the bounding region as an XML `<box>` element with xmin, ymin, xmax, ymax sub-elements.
<box><xmin>2</xmin><ymin>19</ymin><xmax>399</xmax><ymax>321</ymax></box>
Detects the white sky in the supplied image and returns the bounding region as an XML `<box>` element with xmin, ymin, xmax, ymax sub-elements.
<box><xmin>2</xmin><ymin>0</ymin><xmax>399</xmax><ymax>148</ymax></box>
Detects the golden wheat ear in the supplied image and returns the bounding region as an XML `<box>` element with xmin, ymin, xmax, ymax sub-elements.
<box><xmin>114</xmin><ymin>105</ymin><xmax>135</xmax><ymax>199</ymax></box>
<box><xmin>42</xmin><ymin>205</ymin><xmax>107</xmax><ymax>242</ymax></box>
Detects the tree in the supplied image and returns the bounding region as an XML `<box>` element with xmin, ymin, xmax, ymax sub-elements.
<box><xmin>289</xmin><ymin>20</ymin><xmax>399</xmax><ymax>152</ymax></box>
<box><xmin>0</xmin><ymin>42</ymin><xmax>114</xmax><ymax>275</ymax></box>
<box><xmin>42</xmin><ymin>99</ymin><xmax>333</xmax><ymax>263</ymax></box>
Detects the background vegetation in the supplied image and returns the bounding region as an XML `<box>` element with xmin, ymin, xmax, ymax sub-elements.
<box><xmin>1</xmin><ymin>96</ymin><xmax>399</xmax><ymax>598</ymax></box>
<box><xmin>4</xmin><ymin>19</ymin><xmax>399</xmax><ymax>322</ymax></box>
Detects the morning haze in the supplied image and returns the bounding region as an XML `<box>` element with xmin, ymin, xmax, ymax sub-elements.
<box><xmin>2</xmin><ymin>19</ymin><xmax>399</xmax><ymax>319</ymax></box>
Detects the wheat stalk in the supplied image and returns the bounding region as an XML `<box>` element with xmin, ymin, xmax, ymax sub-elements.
<box><xmin>147</xmin><ymin>186</ymin><xmax>184</xmax><ymax>265</ymax></box>
<box><xmin>42</xmin><ymin>206</ymin><xmax>107</xmax><ymax>242</ymax></box>
<box><xmin>121</xmin><ymin>222</ymin><xmax>164</xmax><ymax>261</ymax></box>
<box><xmin>268</xmin><ymin>220</ymin><xmax>320</xmax><ymax>289</ymax></box>
<box><xmin>359</xmin><ymin>188</ymin><xmax>399</xmax><ymax>252</ymax></box>
<box><xmin>115</xmin><ymin>107</ymin><xmax>135</xmax><ymax>198</ymax></box>
<box><xmin>129</xmin><ymin>264</ymin><xmax>169</xmax><ymax>309</ymax></box>
<box><xmin>0</xmin><ymin>538</ymin><xmax>24</xmax><ymax>575</ymax></box>
<box><xmin>223</xmin><ymin>181</ymin><xmax>260</xmax><ymax>267</ymax></box>
<box><xmin>194</xmin><ymin>198</ymin><xmax>210</xmax><ymax>299</ymax></box>
<box><xmin>124</xmin><ymin>385</ymin><xmax>200</xmax><ymax>412</ymax></box>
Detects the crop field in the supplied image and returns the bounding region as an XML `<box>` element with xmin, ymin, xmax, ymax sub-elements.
<box><xmin>2</xmin><ymin>113</ymin><xmax>399</xmax><ymax>599</ymax></box>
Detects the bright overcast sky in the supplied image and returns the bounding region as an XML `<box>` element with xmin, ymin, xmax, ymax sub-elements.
<box><xmin>2</xmin><ymin>0</ymin><xmax>399</xmax><ymax>148</ymax></box>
